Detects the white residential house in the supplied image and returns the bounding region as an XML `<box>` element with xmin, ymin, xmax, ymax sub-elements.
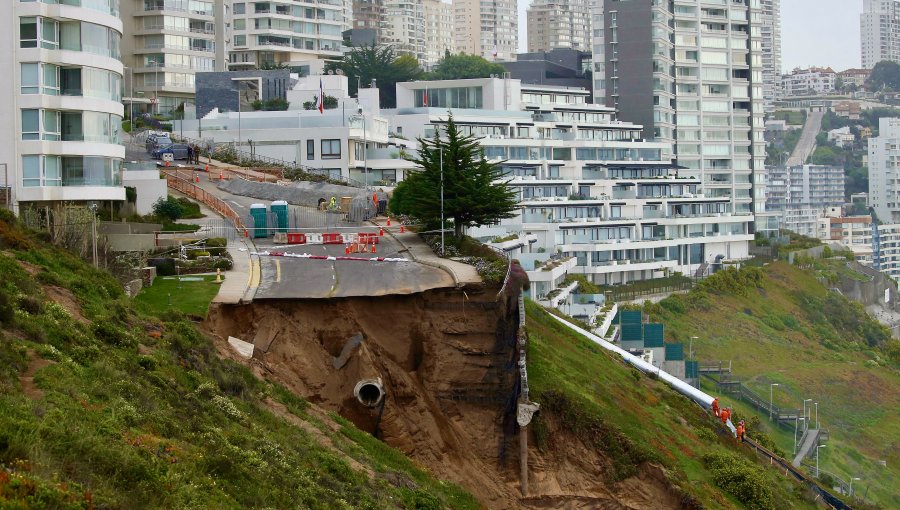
<box><xmin>780</xmin><ymin>67</ymin><xmax>837</xmax><ymax>97</ymax></box>
<box><xmin>174</xmin><ymin>74</ymin><xmax>417</xmax><ymax>184</ymax></box>
<box><xmin>828</xmin><ymin>127</ymin><xmax>856</xmax><ymax>148</ymax></box>
<box><xmin>2</xmin><ymin>0</ymin><xmax>127</xmax><ymax>214</ymax></box>
<box><xmin>868</xmin><ymin>117</ymin><xmax>900</xmax><ymax>223</ymax></box>
<box><xmin>387</xmin><ymin>78</ymin><xmax>753</xmax><ymax>299</ymax></box>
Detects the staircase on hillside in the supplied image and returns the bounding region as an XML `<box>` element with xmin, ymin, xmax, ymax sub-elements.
<box><xmin>695</xmin><ymin>262</ymin><xmax>709</xmax><ymax>278</ymax></box>
<box><xmin>792</xmin><ymin>428</ymin><xmax>821</xmax><ymax>467</ymax></box>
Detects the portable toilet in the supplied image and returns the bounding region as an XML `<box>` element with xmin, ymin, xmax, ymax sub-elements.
<box><xmin>249</xmin><ymin>204</ymin><xmax>268</xmax><ymax>238</ymax></box>
<box><xmin>271</xmin><ymin>200</ymin><xmax>288</xmax><ymax>233</ymax></box>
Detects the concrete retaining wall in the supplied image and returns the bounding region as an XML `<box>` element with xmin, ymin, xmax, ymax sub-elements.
<box><xmin>219</xmin><ymin>179</ymin><xmax>386</xmax><ymax>208</ymax></box>
<box><xmin>837</xmin><ymin>261</ymin><xmax>900</xmax><ymax>310</ymax></box>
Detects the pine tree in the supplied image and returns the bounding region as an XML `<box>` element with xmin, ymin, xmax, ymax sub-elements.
<box><xmin>390</xmin><ymin>115</ymin><xmax>518</xmax><ymax>238</ymax></box>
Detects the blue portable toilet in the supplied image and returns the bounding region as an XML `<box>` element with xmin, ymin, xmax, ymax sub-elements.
<box><xmin>250</xmin><ymin>203</ymin><xmax>268</xmax><ymax>238</ymax></box>
<box><xmin>271</xmin><ymin>200</ymin><xmax>288</xmax><ymax>233</ymax></box>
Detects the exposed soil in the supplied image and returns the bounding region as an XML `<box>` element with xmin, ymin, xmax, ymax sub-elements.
<box><xmin>204</xmin><ymin>288</ymin><xmax>687</xmax><ymax>509</ymax></box>
<box><xmin>43</xmin><ymin>285</ymin><xmax>88</xmax><ymax>324</ymax></box>
<box><xmin>20</xmin><ymin>350</ymin><xmax>54</xmax><ymax>400</ymax></box>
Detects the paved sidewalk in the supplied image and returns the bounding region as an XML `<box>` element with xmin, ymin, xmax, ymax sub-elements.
<box><xmin>369</xmin><ymin>218</ymin><xmax>481</xmax><ymax>286</ymax></box>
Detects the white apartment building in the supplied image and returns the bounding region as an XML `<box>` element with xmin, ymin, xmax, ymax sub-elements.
<box><xmin>388</xmin><ymin>78</ymin><xmax>753</xmax><ymax>296</ymax></box>
<box><xmin>780</xmin><ymin>67</ymin><xmax>836</xmax><ymax>97</ymax></box>
<box><xmin>422</xmin><ymin>0</ymin><xmax>453</xmax><ymax>69</ymax></box>
<box><xmin>526</xmin><ymin>0</ymin><xmax>592</xmax><ymax>53</ymax></box>
<box><xmin>869</xmin><ymin>117</ymin><xmax>900</xmax><ymax>223</ymax></box>
<box><xmin>452</xmin><ymin>0</ymin><xmax>516</xmax><ymax>60</ymax></box>
<box><xmin>861</xmin><ymin>0</ymin><xmax>900</xmax><ymax>69</ymax></box>
<box><xmin>2</xmin><ymin>0</ymin><xmax>126</xmax><ymax>213</ymax></box>
<box><xmin>382</xmin><ymin>0</ymin><xmax>425</xmax><ymax>64</ymax></box>
<box><xmin>816</xmin><ymin>214</ymin><xmax>874</xmax><ymax>263</ymax></box>
<box><xmin>176</xmin><ymin>75</ymin><xmax>416</xmax><ymax>184</ymax></box>
<box><xmin>760</xmin><ymin>0</ymin><xmax>781</xmax><ymax>111</ymax></box>
<box><xmin>120</xmin><ymin>0</ymin><xmax>229</xmax><ymax>115</ymax></box>
<box><xmin>229</xmin><ymin>0</ymin><xmax>347</xmax><ymax>71</ymax></box>
<box><xmin>765</xmin><ymin>164</ymin><xmax>845</xmax><ymax>237</ymax></box>
<box><xmin>593</xmin><ymin>0</ymin><xmax>765</xmax><ymax>225</ymax></box>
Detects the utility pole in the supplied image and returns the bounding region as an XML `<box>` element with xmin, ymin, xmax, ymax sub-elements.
<box><xmin>793</xmin><ymin>417</ymin><xmax>804</xmax><ymax>454</ymax></box>
<box><xmin>816</xmin><ymin>445</ymin><xmax>826</xmax><ymax>478</ymax></box>
<box><xmin>769</xmin><ymin>383</ymin><xmax>780</xmax><ymax>421</ymax></box>
<box><xmin>803</xmin><ymin>399</ymin><xmax>812</xmax><ymax>432</ymax></box>
<box><xmin>814</xmin><ymin>402</ymin><xmax>819</xmax><ymax>430</ymax></box>
<box><xmin>689</xmin><ymin>336</ymin><xmax>696</xmax><ymax>359</ymax></box>
<box><xmin>237</xmin><ymin>88</ymin><xmax>242</xmax><ymax>166</ymax></box>
<box><xmin>89</xmin><ymin>203</ymin><xmax>98</xmax><ymax>268</ymax></box>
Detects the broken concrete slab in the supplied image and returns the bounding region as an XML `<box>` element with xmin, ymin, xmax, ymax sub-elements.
<box><xmin>228</xmin><ymin>336</ymin><xmax>255</xmax><ymax>358</ymax></box>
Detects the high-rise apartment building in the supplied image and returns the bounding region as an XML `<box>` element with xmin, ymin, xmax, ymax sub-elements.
<box><xmin>383</xmin><ymin>0</ymin><xmax>426</xmax><ymax>64</ymax></box>
<box><xmin>869</xmin><ymin>117</ymin><xmax>900</xmax><ymax>223</ymax></box>
<box><xmin>765</xmin><ymin>164</ymin><xmax>845</xmax><ymax>236</ymax></box>
<box><xmin>2</xmin><ymin>0</ymin><xmax>126</xmax><ymax>213</ymax></box>
<box><xmin>452</xmin><ymin>0</ymin><xmax>517</xmax><ymax>60</ymax></box>
<box><xmin>229</xmin><ymin>0</ymin><xmax>347</xmax><ymax>72</ymax></box>
<box><xmin>423</xmin><ymin>0</ymin><xmax>454</xmax><ymax>68</ymax></box>
<box><xmin>760</xmin><ymin>0</ymin><xmax>780</xmax><ymax>111</ymax></box>
<box><xmin>861</xmin><ymin>0</ymin><xmax>900</xmax><ymax>69</ymax></box>
<box><xmin>593</xmin><ymin>0</ymin><xmax>765</xmax><ymax>221</ymax></box>
<box><xmin>526</xmin><ymin>0</ymin><xmax>591</xmax><ymax>53</ymax></box>
<box><xmin>120</xmin><ymin>0</ymin><xmax>228</xmax><ymax>115</ymax></box>
<box><xmin>353</xmin><ymin>0</ymin><xmax>385</xmax><ymax>41</ymax></box>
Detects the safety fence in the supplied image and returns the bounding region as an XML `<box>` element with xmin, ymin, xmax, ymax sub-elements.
<box><xmin>163</xmin><ymin>171</ymin><xmax>247</xmax><ymax>236</ymax></box>
<box><xmin>703</xmin><ymin>373</ymin><xmax>804</xmax><ymax>428</ymax></box>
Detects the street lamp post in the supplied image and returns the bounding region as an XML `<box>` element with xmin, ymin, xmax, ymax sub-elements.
<box><xmin>816</xmin><ymin>445</ymin><xmax>826</xmax><ymax>478</ymax></box>
<box><xmin>440</xmin><ymin>144</ymin><xmax>444</xmax><ymax>255</ymax></box>
<box><xmin>803</xmin><ymin>399</ymin><xmax>813</xmax><ymax>431</ymax></box>
<box><xmin>237</xmin><ymin>89</ymin><xmax>242</xmax><ymax>165</ymax></box>
<box><xmin>770</xmin><ymin>383</ymin><xmax>780</xmax><ymax>421</ymax></box>
<box><xmin>814</xmin><ymin>402</ymin><xmax>819</xmax><ymax>430</ymax></box>
<box><xmin>849</xmin><ymin>477</ymin><xmax>861</xmax><ymax>497</ymax></box>
<box><xmin>689</xmin><ymin>336</ymin><xmax>697</xmax><ymax>359</ymax></box>
<box><xmin>349</xmin><ymin>109</ymin><xmax>369</xmax><ymax>189</ymax></box>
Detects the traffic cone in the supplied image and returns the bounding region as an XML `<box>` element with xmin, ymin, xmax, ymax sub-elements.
<box><xmin>387</xmin><ymin>217</ymin><xmax>391</xmax><ymax>226</ymax></box>
<box><xmin>400</xmin><ymin>224</ymin><xmax>405</xmax><ymax>233</ymax></box>
<box><xmin>345</xmin><ymin>244</ymin><xmax>350</xmax><ymax>255</ymax></box>
<box><xmin>370</xmin><ymin>242</ymin><xmax>376</xmax><ymax>254</ymax></box>
<box><xmin>379</xmin><ymin>227</ymin><xmax>384</xmax><ymax>236</ymax></box>
<box><xmin>205</xmin><ymin>163</ymin><xmax>209</xmax><ymax>172</ymax></box>
<box><xmin>165</xmin><ymin>160</ymin><xmax>170</xmax><ymax>167</ymax></box>
<box><xmin>219</xmin><ymin>173</ymin><xmax>223</xmax><ymax>181</ymax></box>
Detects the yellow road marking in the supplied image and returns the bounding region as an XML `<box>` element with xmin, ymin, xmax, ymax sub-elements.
<box><xmin>249</xmin><ymin>257</ymin><xmax>261</xmax><ymax>288</ymax></box>
<box><xmin>275</xmin><ymin>259</ymin><xmax>281</xmax><ymax>283</ymax></box>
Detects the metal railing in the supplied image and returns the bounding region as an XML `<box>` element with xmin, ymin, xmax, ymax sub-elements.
<box><xmin>162</xmin><ymin>169</ymin><xmax>246</xmax><ymax>235</ymax></box>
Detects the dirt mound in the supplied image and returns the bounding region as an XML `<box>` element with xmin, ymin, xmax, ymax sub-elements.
<box><xmin>204</xmin><ymin>289</ymin><xmax>687</xmax><ymax>509</ymax></box>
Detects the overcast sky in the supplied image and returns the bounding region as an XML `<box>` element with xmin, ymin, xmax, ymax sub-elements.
<box><xmin>516</xmin><ymin>0</ymin><xmax>864</xmax><ymax>72</ymax></box>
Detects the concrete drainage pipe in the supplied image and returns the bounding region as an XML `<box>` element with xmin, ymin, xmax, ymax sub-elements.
<box><xmin>353</xmin><ymin>378</ymin><xmax>385</xmax><ymax>407</ymax></box>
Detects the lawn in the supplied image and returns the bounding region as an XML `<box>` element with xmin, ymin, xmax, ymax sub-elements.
<box><xmin>136</xmin><ymin>274</ymin><xmax>221</xmax><ymax>318</ymax></box>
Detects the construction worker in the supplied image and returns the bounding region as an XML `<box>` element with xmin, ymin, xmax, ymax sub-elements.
<box><xmin>711</xmin><ymin>397</ymin><xmax>720</xmax><ymax>418</ymax></box>
<box><xmin>736</xmin><ymin>420</ymin><xmax>746</xmax><ymax>442</ymax></box>
<box><xmin>720</xmin><ymin>407</ymin><xmax>730</xmax><ymax>425</ymax></box>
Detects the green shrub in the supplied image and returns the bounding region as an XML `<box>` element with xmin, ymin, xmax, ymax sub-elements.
<box><xmin>702</xmin><ymin>451</ymin><xmax>774</xmax><ymax>510</ymax></box>
<box><xmin>187</xmin><ymin>250</ymin><xmax>211</xmax><ymax>260</ymax></box>
<box><xmin>206</xmin><ymin>237</ymin><xmax>227</xmax><ymax>248</ymax></box>
<box><xmin>0</xmin><ymin>288</ymin><xmax>15</xmax><ymax>324</ymax></box>
<box><xmin>152</xmin><ymin>196</ymin><xmax>184</xmax><ymax>221</ymax></box>
<box><xmin>213</xmin><ymin>259</ymin><xmax>233</xmax><ymax>270</ymax></box>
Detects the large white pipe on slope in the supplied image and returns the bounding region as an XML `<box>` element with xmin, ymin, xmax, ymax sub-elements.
<box><xmin>549</xmin><ymin>315</ymin><xmax>714</xmax><ymax>409</ymax></box>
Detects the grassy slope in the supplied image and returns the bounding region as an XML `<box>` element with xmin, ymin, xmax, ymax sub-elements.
<box><xmin>135</xmin><ymin>275</ymin><xmax>222</xmax><ymax>318</ymax></box>
<box><xmin>644</xmin><ymin>262</ymin><xmax>900</xmax><ymax>508</ymax></box>
<box><xmin>525</xmin><ymin>300</ymin><xmax>819</xmax><ymax>510</ymax></box>
<box><xmin>0</xmin><ymin>216</ymin><xmax>477</xmax><ymax>509</ymax></box>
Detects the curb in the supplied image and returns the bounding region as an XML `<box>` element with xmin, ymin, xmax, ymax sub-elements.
<box><xmin>375</xmin><ymin>224</ymin><xmax>462</xmax><ymax>287</ymax></box>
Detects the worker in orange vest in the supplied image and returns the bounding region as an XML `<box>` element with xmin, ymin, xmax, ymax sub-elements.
<box><xmin>736</xmin><ymin>420</ymin><xmax>746</xmax><ymax>442</ymax></box>
<box><xmin>720</xmin><ymin>408</ymin><xmax>730</xmax><ymax>425</ymax></box>
<box><xmin>711</xmin><ymin>397</ymin><xmax>720</xmax><ymax>417</ymax></box>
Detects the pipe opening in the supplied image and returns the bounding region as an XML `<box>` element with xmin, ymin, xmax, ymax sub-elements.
<box><xmin>354</xmin><ymin>379</ymin><xmax>384</xmax><ymax>407</ymax></box>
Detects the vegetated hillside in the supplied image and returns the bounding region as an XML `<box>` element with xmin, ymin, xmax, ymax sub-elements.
<box><xmin>0</xmin><ymin>211</ymin><xmax>477</xmax><ymax>509</ymax></box>
<box><xmin>641</xmin><ymin>262</ymin><xmax>900</xmax><ymax>508</ymax></box>
<box><xmin>524</xmin><ymin>300</ymin><xmax>820</xmax><ymax>510</ymax></box>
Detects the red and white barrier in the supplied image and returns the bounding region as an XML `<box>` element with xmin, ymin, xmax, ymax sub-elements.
<box><xmin>252</xmin><ymin>250</ymin><xmax>408</xmax><ymax>263</ymax></box>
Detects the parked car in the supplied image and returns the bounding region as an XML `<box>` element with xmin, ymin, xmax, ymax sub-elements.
<box><xmin>152</xmin><ymin>144</ymin><xmax>191</xmax><ymax>161</ymax></box>
<box><xmin>145</xmin><ymin>132</ymin><xmax>172</xmax><ymax>153</ymax></box>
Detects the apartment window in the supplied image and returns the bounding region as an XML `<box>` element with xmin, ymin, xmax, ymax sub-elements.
<box><xmin>21</xmin><ymin>63</ymin><xmax>39</xmax><ymax>93</ymax></box>
<box><xmin>306</xmin><ymin>139</ymin><xmax>314</xmax><ymax>160</ymax></box>
<box><xmin>321</xmin><ymin>139</ymin><xmax>341</xmax><ymax>159</ymax></box>
<box><xmin>22</xmin><ymin>156</ymin><xmax>40</xmax><ymax>187</ymax></box>
<box><xmin>43</xmin><ymin>110</ymin><xmax>60</xmax><ymax>140</ymax></box>
<box><xmin>233</xmin><ymin>35</ymin><xmax>246</xmax><ymax>46</ymax></box>
<box><xmin>21</xmin><ymin>110</ymin><xmax>40</xmax><ymax>140</ymax></box>
<box><xmin>233</xmin><ymin>2</ymin><xmax>245</xmax><ymax>13</ymax></box>
<box><xmin>20</xmin><ymin>17</ymin><xmax>38</xmax><ymax>48</ymax></box>
<box><xmin>234</xmin><ymin>18</ymin><xmax>245</xmax><ymax>30</ymax></box>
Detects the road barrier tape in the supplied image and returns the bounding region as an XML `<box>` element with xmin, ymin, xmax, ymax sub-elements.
<box><xmin>252</xmin><ymin>250</ymin><xmax>408</xmax><ymax>263</ymax></box>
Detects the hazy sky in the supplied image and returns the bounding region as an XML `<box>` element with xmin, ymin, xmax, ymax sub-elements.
<box><xmin>516</xmin><ymin>0</ymin><xmax>864</xmax><ymax>72</ymax></box>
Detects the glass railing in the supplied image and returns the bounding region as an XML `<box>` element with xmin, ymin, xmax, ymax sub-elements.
<box><xmin>24</xmin><ymin>0</ymin><xmax>120</xmax><ymax>17</ymax></box>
